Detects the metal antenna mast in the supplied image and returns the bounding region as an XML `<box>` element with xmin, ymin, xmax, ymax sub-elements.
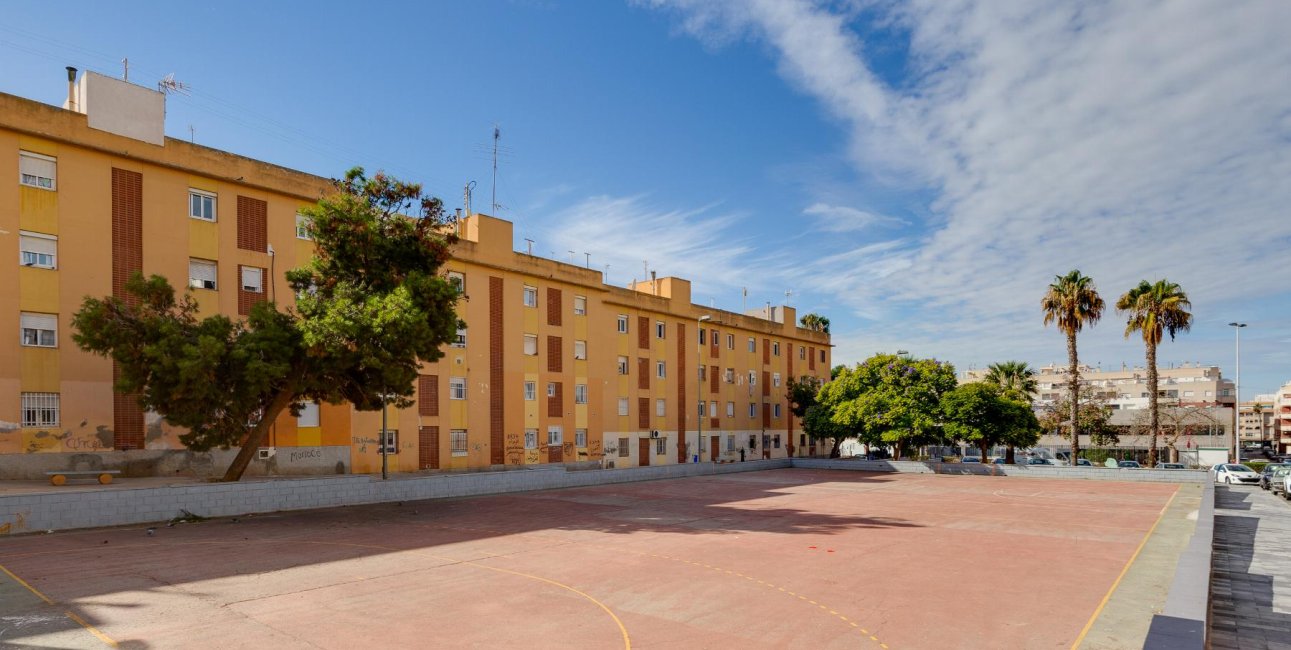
<box><xmin>491</xmin><ymin>126</ymin><xmax>500</xmax><ymax>215</ymax></box>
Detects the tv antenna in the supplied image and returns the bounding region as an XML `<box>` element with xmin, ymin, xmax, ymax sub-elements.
<box><xmin>157</xmin><ymin>73</ymin><xmax>190</xmax><ymax>96</ymax></box>
<box><xmin>491</xmin><ymin>125</ymin><xmax>500</xmax><ymax>215</ymax></box>
<box><xmin>463</xmin><ymin>181</ymin><xmax>475</xmax><ymax>217</ymax></box>
<box><xmin>188</xmin><ymin>125</ymin><xmax>195</xmax><ymax>143</ymax></box>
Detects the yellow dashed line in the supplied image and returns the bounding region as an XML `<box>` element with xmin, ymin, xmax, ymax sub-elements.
<box><xmin>850</xmin><ymin>622</ymin><xmax>859</xmax><ymax>628</ymax></box>
<box><xmin>829</xmin><ymin>610</ymin><xmax>838</xmax><ymax>615</ymax></box>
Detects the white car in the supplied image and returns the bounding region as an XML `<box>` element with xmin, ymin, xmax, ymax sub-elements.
<box><xmin>1214</xmin><ymin>464</ymin><xmax>1260</xmax><ymax>485</ymax></box>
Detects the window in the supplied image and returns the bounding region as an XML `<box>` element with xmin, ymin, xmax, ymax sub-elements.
<box><xmin>820</xmin><ymin>349</ymin><xmax>826</xmax><ymax>362</ymax></box>
<box><xmin>773</xmin><ymin>342</ymin><xmax>780</xmax><ymax>356</ymax></box>
<box><xmin>20</xmin><ymin>313</ymin><xmax>56</xmax><ymax>348</ymax></box>
<box><xmin>574</xmin><ymin>340</ymin><xmax>587</xmax><ymax>360</ymax></box>
<box><xmin>449</xmin><ymin>377</ymin><xmax>467</xmax><ymax>400</ymax></box>
<box><xmin>190</xmin><ymin>189</ymin><xmax>217</xmax><ymax>221</ymax></box>
<box><xmin>800</xmin><ymin>347</ymin><xmax>806</xmax><ymax>360</ymax></box>
<box><xmin>18</xmin><ymin>151</ymin><xmax>56</xmax><ymax>190</ymax></box>
<box><xmin>655</xmin><ymin>437</ymin><xmax>668</xmax><ymax>455</ymax></box>
<box><xmin>657</xmin><ymin>361</ymin><xmax>666</xmax><ymax>378</ymax></box>
<box><xmin>295</xmin><ymin>213</ymin><xmax>311</xmax><ymax>239</ymax></box>
<box><xmin>724</xmin><ymin>368</ymin><xmax>734</xmax><ymax>383</ymax></box>
<box><xmin>523</xmin><ymin>286</ymin><xmax>538</xmax><ymax>307</ymax></box>
<box><xmin>297</xmin><ymin>401</ymin><xmax>320</xmax><ymax>428</ymax></box>
<box><xmin>710</xmin><ymin>401</ymin><xmax>718</xmax><ymax>417</ymax></box>
<box><xmin>20</xmin><ymin>392</ymin><xmax>59</xmax><ymax>428</ymax></box>
<box><xmin>575</xmin><ymin>428</ymin><xmax>587</xmax><ymax>447</ymax></box>
<box><xmin>773</xmin><ymin>372</ymin><xmax>781</xmax><ymax>387</ymax></box>
<box><xmin>547</xmin><ymin>382</ymin><xmax>557</xmax><ymax>397</ymax></box>
<box><xmin>617</xmin><ymin>356</ymin><xmax>629</xmax><ymax>375</ymax></box>
<box><xmin>726</xmin><ymin>334</ymin><xmax>734</xmax><ymax>349</ymax></box>
<box><xmin>773</xmin><ymin>404</ymin><xmax>782</xmax><ymax>418</ymax></box>
<box><xmin>773</xmin><ymin>434</ymin><xmax>781</xmax><ymax>449</ymax></box>
<box><xmin>618</xmin><ymin>437</ymin><xmax>630</xmax><ymax>457</ymax></box>
<box><xmin>1183</xmin><ymin>391</ymin><xmax>1195</xmax><ymax>397</ymax></box>
<box><xmin>698</xmin><ymin>402</ymin><xmax>706</xmax><ymax>416</ymax></box>
<box><xmin>698</xmin><ymin>329</ymin><xmax>706</xmax><ymax>345</ymax></box>
<box><xmin>241</xmin><ymin>266</ymin><xmax>263</xmax><ymax>293</ymax></box>
<box><xmin>749</xmin><ymin>434</ymin><xmax>757</xmax><ymax>449</ymax></box>
<box><xmin>450</xmin><ymin>429</ymin><xmax>468</xmax><ymax>456</ymax></box>
<box><xmin>749</xmin><ymin>403</ymin><xmax>757</xmax><ymax>417</ymax></box>
<box><xmin>748</xmin><ymin>337</ymin><xmax>756</xmax><ymax>352</ymax></box>
<box><xmin>453</xmin><ymin>326</ymin><xmax>467</xmax><ymax>348</ymax></box>
<box><xmin>19</xmin><ymin>231</ymin><xmax>57</xmax><ymax>269</ymax></box>
<box><xmin>656</xmin><ymin>398</ymin><xmax>666</xmax><ymax>417</ymax></box>
<box><xmin>524</xmin><ymin>334</ymin><xmax>538</xmax><ymax>356</ymax></box>
<box><xmin>656</xmin><ymin>321</ymin><xmax>666</xmax><ymax>339</ymax></box>
<box><xmin>575</xmin><ymin>384</ymin><xmax>587</xmax><ymax>404</ymax></box>
<box><xmin>699</xmin><ymin>366</ymin><xmax>707</xmax><ymax>382</ymax></box>
<box><xmin>524</xmin><ymin>381</ymin><xmax>537</xmax><ymax>401</ymax></box>
<box><xmin>727</xmin><ymin>434</ymin><xmax>735</xmax><ymax>451</ymax></box>
<box><xmin>446</xmin><ymin>271</ymin><xmax>465</xmax><ymax>295</ymax></box>
<box><xmin>189</xmin><ymin>259</ymin><xmax>218</xmax><ymax>290</ymax></box>
<box><xmin>617</xmin><ymin>315</ymin><xmax>629</xmax><ymax>333</ymax></box>
<box><xmin>574</xmin><ymin>296</ymin><xmax>587</xmax><ymax>315</ymax></box>
<box><xmin>726</xmin><ymin>401</ymin><xmax>734</xmax><ymax>417</ymax></box>
<box><xmin>547</xmin><ymin>425</ymin><xmax>563</xmax><ymax>446</ymax></box>
<box><xmin>525</xmin><ymin>429</ymin><xmax>538</xmax><ymax>449</ymax></box>
<box><xmin>748</xmin><ymin>371</ymin><xmax>757</xmax><ymax>386</ymax></box>
<box><xmin>618</xmin><ymin>397</ymin><xmax>629</xmax><ymax>416</ymax></box>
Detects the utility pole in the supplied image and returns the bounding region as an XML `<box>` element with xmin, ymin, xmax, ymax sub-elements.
<box><xmin>1229</xmin><ymin>322</ymin><xmax>1246</xmax><ymax>463</ymax></box>
<box><xmin>491</xmin><ymin>126</ymin><xmax>500</xmax><ymax>215</ymax></box>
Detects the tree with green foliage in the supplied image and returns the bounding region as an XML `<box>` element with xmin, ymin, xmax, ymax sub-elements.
<box><xmin>981</xmin><ymin>360</ymin><xmax>1038</xmax><ymax>463</ymax></box>
<box><xmin>831</xmin><ymin>364</ymin><xmax>846</xmax><ymax>380</ymax></box>
<box><xmin>803</xmin><ymin>403</ymin><xmax>854</xmax><ymax>458</ymax></box>
<box><xmin>1116</xmin><ymin>279</ymin><xmax>1192</xmax><ymax>467</ymax></box>
<box><xmin>73</xmin><ymin>169</ymin><xmax>461</xmax><ymax>481</ymax></box>
<box><xmin>1038</xmin><ymin>393</ymin><xmax>1119</xmax><ymax>448</ymax></box>
<box><xmin>819</xmin><ymin>354</ymin><xmax>958</xmax><ymax>459</ymax></box>
<box><xmin>1041</xmin><ymin>270</ymin><xmax>1105</xmax><ymax>469</ymax></box>
<box><xmin>799</xmin><ymin>313</ymin><xmax>830</xmax><ymax>334</ymax></box>
<box><xmin>786</xmin><ymin>375</ymin><xmax>822</xmax><ymax>418</ymax></box>
<box><xmin>941</xmin><ymin>382</ymin><xmax>1041</xmax><ymax>460</ymax></box>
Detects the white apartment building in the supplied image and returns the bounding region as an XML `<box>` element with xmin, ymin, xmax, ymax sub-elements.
<box><xmin>961</xmin><ymin>362</ymin><xmax>1236</xmax><ymax>411</ymax></box>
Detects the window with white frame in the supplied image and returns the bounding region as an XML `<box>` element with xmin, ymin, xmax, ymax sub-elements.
<box><xmin>190</xmin><ymin>189</ymin><xmax>217</xmax><ymax>221</ymax></box>
<box><xmin>724</xmin><ymin>368</ymin><xmax>734</xmax><ymax>383</ymax></box>
<box><xmin>657</xmin><ymin>361</ymin><xmax>666</xmax><ymax>378</ymax></box>
<box><xmin>297</xmin><ymin>401</ymin><xmax>320</xmax><ymax>427</ymax></box>
<box><xmin>19</xmin><ymin>231</ymin><xmax>56</xmax><ymax>269</ymax></box>
<box><xmin>525</xmin><ymin>428</ymin><xmax>538</xmax><ymax>449</ymax></box>
<box><xmin>378</xmin><ymin>428</ymin><xmax>399</xmax><ymax>454</ymax></box>
<box><xmin>524</xmin><ymin>334</ymin><xmax>538</xmax><ymax>356</ymax></box>
<box><xmin>547</xmin><ymin>382</ymin><xmax>557</xmax><ymax>397</ymax></box>
<box><xmin>710</xmin><ymin>401</ymin><xmax>718</xmax><ymax>417</ymax></box>
<box><xmin>773</xmin><ymin>341</ymin><xmax>780</xmax><ymax>356</ymax></box>
<box><xmin>617</xmin><ymin>397</ymin><xmax>629</xmax><ymax>416</ymax></box>
<box><xmin>656</xmin><ymin>398</ymin><xmax>666</xmax><ymax>417</ymax></box>
<box><xmin>655</xmin><ymin>437</ymin><xmax>667</xmax><ymax>455</ymax></box>
<box><xmin>617</xmin><ymin>314</ymin><xmax>628</xmax><ymax>333</ymax></box>
<box><xmin>575</xmin><ymin>384</ymin><xmax>587</xmax><ymax>404</ymax></box>
<box><xmin>524</xmin><ymin>381</ymin><xmax>537</xmax><ymax>401</ymax></box>
<box><xmin>617</xmin><ymin>356</ymin><xmax>629</xmax><ymax>375</ymax></box>
<box><xmin>523</xmin><ymin>285</ymin><xmax>538</xmax><ymax>307</ymax></box>
<box><xmin>749</xmin><ymin>403</ymin><xmax>756</xmax><ymax>417</ymax></box>
<box><xmin>799</xmin><ymin>347</ymin><xmax>806</xmax><ymax>360</ymax></box>
<box><xmin>20</xmin><ymin>312</ymin><xmax>56</xmax><ymax>348</ymax></box>
<box><xmin>773</xmin><ymin>403</ymin><xmax>782</xmax><ymax>418</ymax></box>
<box><xmin>773</xmin><ymin>372</ymin><xmax>781</xmax><ymax>387</ymax></box>
<box><xmin>726</xmin><ymin>333</ymin><xmax>734</xmax><ymax>349</ymax></box>
<box><xmin>575</xmin><ymin>428</ymin><xmax>587</xmax><ymax>447</ymax></box>
<box><xmin>574</xmin><ymin>295</ymin><xmax>587</xmax><ymax>315</ymax></box>
<box><xmin>189</xmin><ymin>259</ymin><xmax>218</xmax><ymax>290</ymax></box>
<box><xmin>748</xmin><ymin>337</ymin><xmax>756</xmax><ymax>352</ymax></box>
<box><xmin>547</xmin><ymin>425</ymin><xmax>563</xmax><ymax>446</ymax></box>
<box><xmin>656</xmin><ymin>321</ymin><xmax>666</xmax><ymax>339</ymax></box>
<box><xmin>241</xmin><ymin>266</ymin><xmax>263</xmax><ymax>293</ymax></box>
<box><xmin>20</xmin><ymin>392</ymin><xmax>59</xmax><ymax>428</ymax></box>
<box><xmin>450</xmin><ymin>429</ymin><xmax>468</xmax><ymax>456</ymax></box>
<box><xmin>295</xmin><ymin>213</ymin><xmax>311</xmax><ymax>239</ymax></box>
<box><xmin>18</xmin><ymin>151</ymin><xmax>56</xmax><ymax>190</ymax></box>
<box><xmin>618</xmin><ymin>437</ymin><xmax>630</xmax><ymax>457</ymax></box>
<box><xmin>446</xmin><ymin>271</ymin><xmax>465</xmax><ymax>295</ymax></box>
<box><xmin>449</xmin><ymin>377</ymin><xmax>467</xmax><ymax>400</ymax></box>
<box><xmin>726</xmin><ymin>401</ymin><xmax>734</xmax><ymax>417</ymax></box>
<box><xmin>574</xmin><ymin>340</ymin><xmax>587</xmax><ymax>360</ymax></box>
<box><xmin>453</xmin><ymin>326</ymin><xmax>467</xmax><ymax>348</ymax></box>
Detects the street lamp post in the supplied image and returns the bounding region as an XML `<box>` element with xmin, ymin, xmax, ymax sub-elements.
<box><xmin>696</xmin><ymin>315</ymin><xmax>712</xmax><ymax>463</ymax></box>
<box><xmin>1229</xmin><ymin>322</ymin><xmax>1246</xmax><ymax>463</ymax></box>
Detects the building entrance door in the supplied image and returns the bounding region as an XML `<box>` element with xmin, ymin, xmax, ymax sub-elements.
<box><xmin>710</xmin><ymin>436</ymin><xmax>719</xmax><ymax>462</ymax></box>
<box><xmin>639</xmin><ymin>438</ymin><xmax>651</xmax><ymax>466</ymax></box>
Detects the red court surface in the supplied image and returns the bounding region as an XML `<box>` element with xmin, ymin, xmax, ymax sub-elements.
<box><xmin>0</xmin><ymin>469</ymin><xmax>1179</xmax><ymax>649</ymax></box>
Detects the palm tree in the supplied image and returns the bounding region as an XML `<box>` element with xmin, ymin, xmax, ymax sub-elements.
<box><xmin>1116</xmin><ymin>279</ymin><xmax>1192</xmax><ymax>468</ymax></box>
<box><xmin>799</xmin><ymin>313</ymin><xmax>830</xmax><ymax>334</ymax></box>
<box><xmin>1042</xmin><ymin>270</ymin><xmax>1106</xmax><ymax>467</ymax></box>
<box><xmin>983</xmin><ymin>361</ymin><xmax>1038</xmax><ymax>464</ymax></box>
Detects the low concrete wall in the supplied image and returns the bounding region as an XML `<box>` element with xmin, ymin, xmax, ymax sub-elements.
<box><xmin>0</xmin><ymin>446</ymin><xmax>350</xmax><ymax>480</ymax></box>
<box><xmin>1143</xmin><ymin>482</ymin><xmax>1215</xmax><ymax>650</ymax></box>
<box><xmin>0</xmin><ymin>459</ymin><xmax>790</xmax><ymax>534</ymax></box>
<box><xmin>792</xmin><ymin>458</ymin><xmax>1210</xmax><ymax>483</ymax></box>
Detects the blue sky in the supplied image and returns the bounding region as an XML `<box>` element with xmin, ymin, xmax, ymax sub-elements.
<box><xmin>4</xmin><ymin>0</ymin><xmax>1290</xmax><ymax>398</ymax></box>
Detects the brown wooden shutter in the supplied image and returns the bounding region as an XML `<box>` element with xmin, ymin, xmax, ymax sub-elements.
<box><xmin>418</xmin><ymin>426</ymin><xmax>439</xmax><ymax>469</ymax></box>
<box><xmin>676</xmin><ymin>322</ymin><xmax>687</xmax><ymax>464</ymax></box>
<box><xmin>418</xmin><ymin>375</ymin><xmax>439</xmax><ymax>416</ymax></box>
<box><xmin>489</xmin><ymin>276</ymin><xmax>505</xmax><ymax>464</ymax></box>
<box><xmin>809</xmin><ymin>347</ymin><xmax>816</xmax><ymax>371</ymax></box>
<box><xmin>710</xmin><ymin>365</ymin><xmax>719</xmax><ymax>393</ymax></box>
<box><xmin>763</xmin><ymin>403</ymin><xmax>771</xmax><ymax>428</ymax></box>
<box><xmin>111</xmin><ymin>168</ymin><xmax>144</xmax><ymax>451</ymax></box>
<box><xmin>638</xmin><ymin>358</ymin><xmax>650</xmax><ymax>389</ymax></box>
<box><xmin>710</xmin><ymin>329</ymin><xmax>719</xmax><ymax>358</ymax></box>
<box><xmin>638</xmin><ymin>316</ymin><xmax>650</xmax><ymax>349</ymax></box>
<box><xmin>547</xmin><ymin>287</ymin><xmax>562</xmax><ymax>326</ymax></box>
<box><xmin>548</xmin><ymin>382</ymin><xmax>563</xmax><ymax>418</ymax></box>
<box><xmin>236</xmin><ymin>195</ymin><xmax>267</xmax><ymax>252</ymax></box>
<box><xmin>547</xmin><ymin>336</ymin><xmax>563</xmax><ymax>372</ymax></box>
<box><xmin>763</xmin><ymin>338</ymin><xmax>771</xmax><ymax>365</ymax></box>
<box><xmin>762</xmin><ymin>371</ymin><xmax>771</xmax><ymax>397</ymax></box>
<box><xmin>638</xmin><ymin>397</ymin><xmax>650</xmax><ymax>430</ymax></box>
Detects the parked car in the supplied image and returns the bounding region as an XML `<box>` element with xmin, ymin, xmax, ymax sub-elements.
<box><xmin>1259</xmin><ymin>463</ymin><xmax>1288</xmax><ymax>490</ymax></box>
<box><xmin>1027</xmin><ymin>458</ymin><xmax>1055</xmax><ymax>465</ymax></box>
<box><xmin>1075</xmin><ymin>458</ymin><xmax>1094</xmax><ymax>467</ymax></box>
<box><xmin>1214</xmin><ymin>464</ymin><xmax>1260</xmax><ymax>485</ymax></box>
<box><xmin>1159</xmin><ymin>463</ymin><xmax>1186</xmax><ymax>470</ymax></box>
<box><xmin>961</xmin><ymin>456</ymin><xmax>982</xmax><ymax>463</ymax></box>
<box><xmin>1270</xmin><ymin>466</ymin><xmax>1291</xmax><ymax>496</ymax></box>
<box><xmin>992</xmin><ymin>457</ymin><xmax>1008</xmax><ymax>465</ymax></box>
<box><xmin>1118</xmin><ymin>460</ymin><xmax>1142</xmax><ymax>469</ymax></box>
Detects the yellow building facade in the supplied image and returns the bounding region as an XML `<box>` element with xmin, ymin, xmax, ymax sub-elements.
<box><xmin>0</xmin><ymin>75</ymin><xmax>831</xmax><ymax>475</ymax></box>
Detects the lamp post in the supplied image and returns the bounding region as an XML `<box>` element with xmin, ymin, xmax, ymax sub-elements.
<box><xmin>697</xmin><ymin>315</ymin><xmax>712</xmax><ymax>463</ymax></box>
<box><xmin>1229</xmin><ymin>322</ymin><xmax>1246</xmax><ymax>463</ymax></box>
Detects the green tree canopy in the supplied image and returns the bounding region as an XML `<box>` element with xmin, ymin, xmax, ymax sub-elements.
<box><xmin>818</xmin><ymin>354</ymin><xmax>958</xmax><ymax>459</ymax></box>
<box><xmin>786</xmin><ymin>375</ymin><xmax>822</xmax><ymax>419</ymax></box>
<box><xmin>799</xmin><ymin>313</ymin><xmax>830</xmax><ymax>334</ymax></box>
<box><xmin>802</xmin><ymin>403</ymin><xmax>854</xmax><ymax>458</ymax></box>
<box><xmin>1041</xmin><ymin>269</ymin><xmax>1105</xmax><ymax>470</ymax></box>
<box><xmin>981</xmin><ymin>361</ymin><xmax>1038</xmax><ymax>403</ymax></box>
<box><xmin>1038</xmin><ymin>394</ymin><xmax>1119</xmax><ymax>447</ymax></box>
<box><xmin>941</xmin><ymin>382</ymin><xmax>1040</xmax><ymax>459</ymax></box>
<box><xmin>73</xmin><ymin>168</ymin><xmax>461</xmax><ymax>481</ymax></box>
<box><xmin>1116</xmin><ymin>279</ymin><xmax>1192</xmax><ymax>467</ymax></box>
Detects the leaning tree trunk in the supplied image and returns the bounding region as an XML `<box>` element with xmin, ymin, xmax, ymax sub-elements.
<box><xmin>1147</xmin><ymin>342</ymin><xmax>1159</xmax><ymax>468</ymax></box>
<box><xmin>980</xmin><ymin>440</ymin><xmax>990</xmax><ymax>462</ymax></box>
<box><xmin>1068</xmin><ymin>330</ymin><xmax>1081</xmax><ymax>466</ymax></box>
<box><xmin>1006</xmin><ymin>445</ymin><xmax>1016</xmax><ymax>464</ymax></box>
<box><xmin>829</xmin><ymin>437</ymin><xmax>842</xmax><ymax>458</ymax></box>
<box><xmin>221</xmin><ymin>388</ymin><xmax>298</xmax><ymax>482</ymax></box>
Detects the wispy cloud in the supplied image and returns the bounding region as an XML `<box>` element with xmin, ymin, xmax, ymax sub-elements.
<box><xmin>643</xmin><ymin>0</ymin><xmax>1291</xmax><ymax>390</ymax></box>
<box><xmin>802</xmin><ymin>202</ymin><xmax>906</xmax><ymax>232</ymax></box>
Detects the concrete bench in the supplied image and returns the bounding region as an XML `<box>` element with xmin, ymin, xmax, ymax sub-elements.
<box><xmin>45</xmin><ymin>470</ymin><xmax>121</xmax><ymax>486</ymax></box>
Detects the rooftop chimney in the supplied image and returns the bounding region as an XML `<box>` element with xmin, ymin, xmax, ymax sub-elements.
<box><xmin>65</xmin><ymin>67</ymin><xmax>78</xmax><ymax>112</ymax></box>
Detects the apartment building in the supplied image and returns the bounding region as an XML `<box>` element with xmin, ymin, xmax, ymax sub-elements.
<box><xmin>1277</xmin><ymin>381</ymin><xmax>1291</xmax><ymax>453</ymax></box>
<box><xmin>0</xmin><ymin>72</ymin><xmax>831</xmax><ymax>475</ymax></box>
<box><xmin>961</xmin><ymin>362</ymin><xmax>1236</xmax><ymax>411</ymax></box>
<box><xmin>1238</xmin><ymin>394</ymin><xmax>1278</xmax><ymax>446</ymax></box>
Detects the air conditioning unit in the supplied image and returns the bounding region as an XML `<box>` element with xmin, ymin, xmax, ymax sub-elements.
<box><xmin>257</xmin><ymin>447</ymin><xmax>276</xmax><ymax>460</ymax></box>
